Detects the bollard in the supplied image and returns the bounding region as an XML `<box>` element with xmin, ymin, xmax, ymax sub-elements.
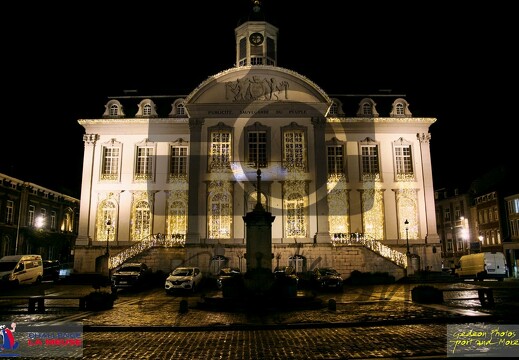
<box><xmin>179</xmin><ymin>299</ymin><xmax>189</xmax><ymax>313</ymax></box>
<box><xmin>478</xmin><ymin>289</ymin><xmax>494</xmax><ymax>307</ymax></box>
<box><xmin>328</xmin><ymin>298</ymin><xmax>336</xmax><ymax>311</ymax></box>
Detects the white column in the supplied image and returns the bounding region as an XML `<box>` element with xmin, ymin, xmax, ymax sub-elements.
<box><xmin>76</xmin><ymin>134</ymin><xmax>98</xmax><ymax>246</ymax></box>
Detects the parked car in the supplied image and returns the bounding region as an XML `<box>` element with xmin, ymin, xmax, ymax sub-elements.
<box><xmin>216</xmin><ymin>267</ymin><xmax>242</xmax><ymax>289</ymax></box>
<box><xmin>42</xmin><ymin>260</ymin><xmax>61</xmax><ymax>283</ymax></box>
<box><xmin>111</xmin><ymin>262</ymin><xmax>152</xmax><ymax>290</ymax></box>
<box><xmin>0</xmin><ymin>254</ymin><xmax>43</xmax><ymax>287</ymax></box>
<box><xmin>273</xmin><ymin>265</ymin><xmax>299</xmax><ymax>285</ymax></box>
<box><xmin>310</xmin><ymin>267</ymin><xmax>343</xmax><ymax>291</ymax></box>
<box><xmin>59</xmin><ymin>262</ymin><xmax>74</xmax><ymax>280</ymax></box>
<box><xmin>165</xmin><ymin>267</ymin><xmax>203</xmax><ymax>294</ymax></box>
<box><xmin>455</xmin><ymin>252</ymin><xmax>508</xmax><ymax>281</ymax></box>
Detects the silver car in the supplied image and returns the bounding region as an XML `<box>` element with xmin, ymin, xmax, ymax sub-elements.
<box><xmin>165</xmin><ymin>267</ymin><xmax>203</xmax><ymax>294</ymax></box>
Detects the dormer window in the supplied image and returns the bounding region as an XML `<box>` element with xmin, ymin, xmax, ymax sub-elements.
<box><xmin>143</xmin><ymin>104</ymin><xmax>152</xmax><ymax>116</ymax></box>
<box><xmin>356</xmin><ymin>98</ymin><xmax>379</xmax><ymax>117</ymax></box>
<box><xmin>169</xmin><ymin>98</ymin><xmax>187</xmax><ymax>117</ymax></box>
<box><xmin>136</xmin><ymin>99</ymin><xmax>158</xmax><ymax>117</ymax></box>
<box><xmin>390</xmin><ymin>98</ymin><xmax>412</xmax><ymax>117</ymax></box>
<box><xmin>103</xmin><ymin>100</ymin><xmax>125</xmax><ymax>118</ymax></box>
<box><xmin>329</xmin><ymin>102</ymin><xmax>338</xmax><ymax>116</ymax></box>
<box><xmin>327</xmin><ymin>98</ymin><xmax>343</xmax><ymax>117</ymax></box>
<box><xmin>110</xmin><ymin>104</ymin><xmax>119</xmax><ymax>116</ymax></box>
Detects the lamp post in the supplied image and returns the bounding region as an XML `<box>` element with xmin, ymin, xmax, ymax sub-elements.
<box><xmin>106</xmin><ymin>219</ymin><xmax>111</xmax><ymax>256</ymax></box>
<box><xmin>405</xmin><ymin>219</ymin><xmax>410</xmax><ymax>255</ymax></box>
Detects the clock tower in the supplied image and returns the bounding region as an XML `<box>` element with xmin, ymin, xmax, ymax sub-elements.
<box><xmin>235</xmin><ymin>0</ymin><xmax>279</xmax><ymax>67</ymax></box>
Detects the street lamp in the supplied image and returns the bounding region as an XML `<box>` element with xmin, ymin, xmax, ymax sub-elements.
<box><xmin>106</xmin><ymin>219</ymin><xmax>111</xmax><ymax>256</ymax></box>
<box><xmin>405</xmin><ymin>219</ymin><xmax>410</xmax><ymax>255</ymax></box>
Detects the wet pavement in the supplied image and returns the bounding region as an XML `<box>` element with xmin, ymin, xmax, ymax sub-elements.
<box><xmin>1</xmin><ymin>280</ymin><xmax>518</xmax><ymax>359</ymax></box>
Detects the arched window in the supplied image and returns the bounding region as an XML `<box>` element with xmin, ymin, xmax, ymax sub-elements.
<box><xmin>143</xmin><ymin>104</ymin><xmax>152</xmax><ymax>116</ymax></box>
<box><xmin>133</xmin><ymin>200</ymin><xmax>151</xmax><ymax>241</ymax></box>
<box><xmin>168</xmin><ymin>200</ymin><xmax>187</xmax><ymax>235</ymax></box>
<box><xmin>208</xmin><ymin>192</ymin><xmax>232</xmax><ymax>239</ymax></box>
<box><xmin>109</xmin><ymin>104</ymin><xmax>119</xmax><ymax>116</ymax></box>
<box><xmin>98</xmin><ymin>200</ymin><xmax>117</xmax><ymax>242</ymax></box>
<box><xmin>285</xmin><ymin>192</ymin><xmax>306</xmax><ymax>237</ymax></box>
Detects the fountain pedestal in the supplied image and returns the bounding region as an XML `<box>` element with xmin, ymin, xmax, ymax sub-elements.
<box><xmin>243</xmin><ymin>202</ymin><xmax>275</xmax><ymax>296</ymax></box>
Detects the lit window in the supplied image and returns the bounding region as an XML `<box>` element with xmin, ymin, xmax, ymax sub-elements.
<box><xmin>283</xmin><ymin>127</ymin><xmax>306</xmax><ymax>170</ymax></box>
<box><xmin>208</xmin><ymin>193</ymin><xmax>232</xmax><ymax>239</ymax></box>
<box><xmin>132</xmin><ymin>200</ymin><xmax>151</xmax><ymax>241</ymax></box>
<box><xmin>360</xmin><ymin>142</ymin><xmax>379</xmax><ymax>175</ymax></box>
<box><xmin>285</xmin><ymin>193</ymin><xmax>306</xmax><ymax>237</ymax></box>
<box><xmin>394</xmin><ymin>144</ymin><xmax>413</xmax><ymax>175</ymax></box>
<box><xmin>327</xmin><ymin>145</ymin><xmax>344</xmax><ymax>174</ymax></box>
<box><xmin>209</xmin><ymin>125</ymin><xmax>232</xmax><ymax>171</ymax></box>
<box><xmin>99</xmin><ymin>201</ymin><xmax>116</xmax><ymax>242</ymax></box>
<box><xmin>135</xmin><ymin>146</ymin><xmax>154</xmax><ymax>180</ymax></box>
<box><xmin>170</xmin><ymin>146</ymin><xmax>188</xmax><ymax>175</ymax></box>
<box><xmin>101</xmin><ymin>145</ymin><xmax>120</xmax><ymax>181</ymax></box>
<box><xmin>167</xmin><ymin>200</ymin><xmax>187</xmax><ymax>236</ymax></box>
<box><xmin>109</xmin><ymin>104</ymin><xmax>119</xmax><ymax>116</ymax></box>
<box><xmin>396</xmin><ymin>103</ymin><xmax>404</xmax><ymax>115</ymax></box>
<box><xmin>143</xmin><ymin>104</ymin><xmax>152</xmax><ymax>116</ymax></box>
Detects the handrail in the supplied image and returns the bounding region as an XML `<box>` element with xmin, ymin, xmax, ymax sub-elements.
<box><xmin>332</xmin><ymin>232</ymin><xmax>407</xmax><ymax>268</ymax></box>
<box><xmin>109</xmin><ymin>233</ymin><xmax>185</xmax><ymax>269</ymax></box>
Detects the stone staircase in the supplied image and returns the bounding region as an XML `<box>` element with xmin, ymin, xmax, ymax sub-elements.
<box><xmin>108</xmin><ymin>233</ymin><xmax>185</xmax><ymax>270</ymax></box>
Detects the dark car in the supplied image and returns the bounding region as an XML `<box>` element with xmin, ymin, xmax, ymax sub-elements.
<box><xmin>42</xmin><ymin>260</ymin><xmax>61</xmax><ymax>283</ymax></box>
<box><xmin>111</xmin><ymin>263</ymin><xmax>152</xmax><ymax>290</ymax></box>
<box><xmin>273</xmin><ymin>265</ymin><xmax>299</xmax><ymax>285</ymax></box>
<box><xmin>311</xmin><ymin>267</ymin><xmax>343</xmax><ymax>291</ymax></box>
<box><xmin>216</xmin><ymin>267</ymin><xmax>242</xmax><ymax>289</ymax></box>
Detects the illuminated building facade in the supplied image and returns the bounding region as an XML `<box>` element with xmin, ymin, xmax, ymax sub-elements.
<box><xmin>0</xmin><ymin>173</ymin><xmax>79</xmax><ymax>261</ymax></box>
<box><xmin>73</xmin><ymin>4</ymin><xmax>441</xmax><ymax>279</ymax></box>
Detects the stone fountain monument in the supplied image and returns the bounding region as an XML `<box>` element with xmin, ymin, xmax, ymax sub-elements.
<box><xmin>242</xmin><ymin>169</ymin><xmax>276</xmax><ymax>297</ymax></box>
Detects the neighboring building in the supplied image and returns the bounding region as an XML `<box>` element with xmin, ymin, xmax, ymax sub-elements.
<box><xmin>434</xmin><ymin>188</ymin><xmax>473</xmax><ymax>269</ymax></box>
<box><xmin>504</xmin><ymin>193</ymin><xmax>519</xmax><ymax>278</ymax></box>
<box><xmin>0</xmin><ymin>173</ymin><xmax>79</xmax><ymax>261</ymax></box>
<box><xmin>435</xmin><ymin>164</ymin><xmax>518</xmax><ymax>278</ymax></box>
<box><xmin>474</xmin><ymin>191</ymin><xmax>505</xmax><ymax>254</ymax></box>
<box><xmin>73</xmin><ymin>3</ymin><xmax>441</xmax><ymax>280</ymax></box>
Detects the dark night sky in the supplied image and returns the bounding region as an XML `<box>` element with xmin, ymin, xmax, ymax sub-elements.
<box><xmin>2</xmin><ymin>1</ymin><xmax>515</xmax><ymax>198</ymax></box>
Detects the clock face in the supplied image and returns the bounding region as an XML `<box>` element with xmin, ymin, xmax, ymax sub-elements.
<box><xmin>249</xmin><ymin>32</ymin><xmax>264</xmax><ymax>46</ymax></box>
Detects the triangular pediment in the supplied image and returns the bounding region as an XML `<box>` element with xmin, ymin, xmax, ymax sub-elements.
<box><xmin>184</xmin><ymin>66</ymin><xmax>332</xmax><ymax>118</ymax></box>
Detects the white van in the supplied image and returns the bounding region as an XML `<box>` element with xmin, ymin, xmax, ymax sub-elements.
<box><xmin>0</xmin><ymin>255</ymin><xmax>43</xmax><ymax>287</ymax></box>
<box><xmin>455</xmin><ymin>252</ymin><xmax>508</xmax><ymax>281</ymax></box>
